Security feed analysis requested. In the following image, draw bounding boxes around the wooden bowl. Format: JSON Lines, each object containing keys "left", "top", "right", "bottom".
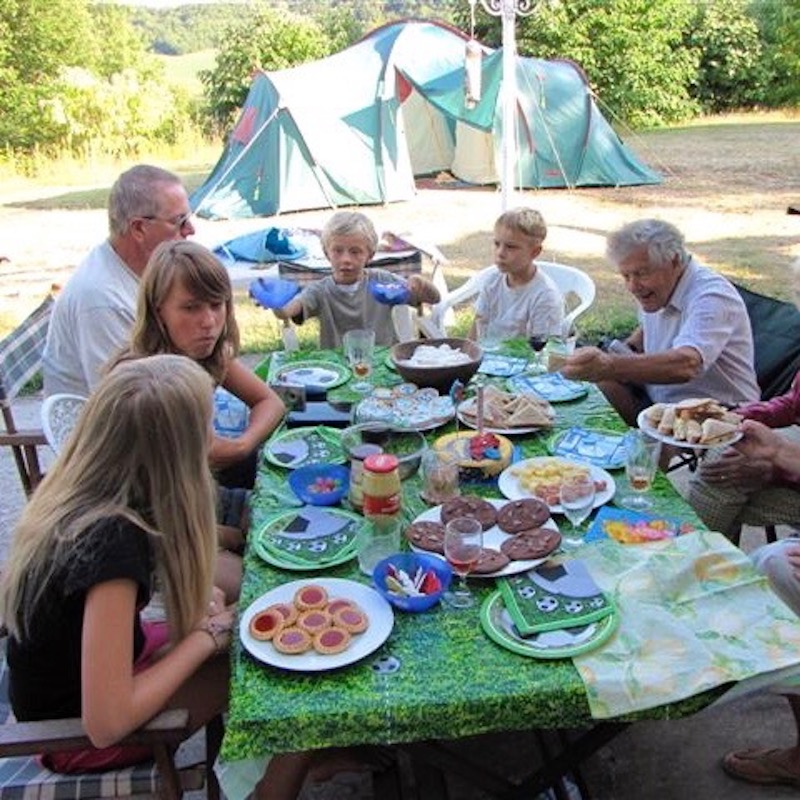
{"left": 390, "top": 338, "right": 483, "bottom": 395}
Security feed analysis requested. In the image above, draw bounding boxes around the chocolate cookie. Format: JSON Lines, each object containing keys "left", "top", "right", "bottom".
{"left": 497, "top": 498, "right": 550, "bottom": 534}
{"left": 405, "top": 520, "right": 446, "bottom": 554}
{"left": 440, "top": 495, "right": 498, "bottom": 531}
{"left": 473, "top": 547, "right": 511, "bottom": 575}
{"left": 500, "top": 528, "right": 561, "bottom": 561}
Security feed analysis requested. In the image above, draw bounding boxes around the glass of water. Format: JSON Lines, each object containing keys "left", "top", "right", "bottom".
{"left": 559, "top": 475, "right": 596, "bottom": 549}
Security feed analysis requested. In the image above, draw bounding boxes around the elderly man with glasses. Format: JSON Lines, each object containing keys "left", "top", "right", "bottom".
{"left": 43, "top": 164, "right": 194, "bottom": 397}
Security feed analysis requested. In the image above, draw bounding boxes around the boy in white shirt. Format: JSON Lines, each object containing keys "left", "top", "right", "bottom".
{"left": 472, "top": 207, "right": 565, "bottom": 343}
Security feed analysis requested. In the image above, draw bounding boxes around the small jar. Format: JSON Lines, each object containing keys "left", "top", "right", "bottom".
{"left": 362, "top": 453, "right": 401, "bottom": 519}
{"left": 348, "top": 443, "right": 384, "bottom": 511}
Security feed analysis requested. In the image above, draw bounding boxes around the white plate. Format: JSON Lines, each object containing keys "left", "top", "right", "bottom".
{"left": 354, "top": 390, "right": 455, "bottom": 431}
{"left": 409, "top": 498, "right": 561, "bottom": 578}
{"left": 456, "top": 398, "right": 553, "bottom": 436}
{"left": 497, "top": 457, "right": 615, "bottom": 513}
{"left": 636, "top": 408, "right": 743, "bottom": 450}
{"left": 239, "top": 578, "right": 394, "bottom": 672}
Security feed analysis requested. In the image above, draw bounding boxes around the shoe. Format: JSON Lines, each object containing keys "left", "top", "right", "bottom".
{"left": 722, "top": 747, "right": 800, "bottom": 787}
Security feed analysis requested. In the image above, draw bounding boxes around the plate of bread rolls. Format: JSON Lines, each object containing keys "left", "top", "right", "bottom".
{"left": 637, "top": 397, "right": 743, "bottom": 448}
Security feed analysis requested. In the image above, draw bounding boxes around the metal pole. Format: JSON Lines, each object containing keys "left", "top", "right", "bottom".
{"left": 474, "top": 0, "right": 537, "bottom": 210}
{"left": 500, "top": 0, "right": 516, "bottom": 211}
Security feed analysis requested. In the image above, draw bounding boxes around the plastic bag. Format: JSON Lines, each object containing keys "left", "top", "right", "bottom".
{"left": 368, "top": 278, "right": 411, "bottom": 306}
{"left": 249, "top": 277, "right": 301, "bottom": 310}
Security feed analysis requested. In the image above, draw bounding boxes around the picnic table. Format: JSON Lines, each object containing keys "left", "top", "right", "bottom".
{"left": 220, "top": 341, "right": 800, "bottom": 799}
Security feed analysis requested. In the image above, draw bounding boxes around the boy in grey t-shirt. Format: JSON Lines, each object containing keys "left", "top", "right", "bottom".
{"left": 275, "top": 211, "right": 439, "bottom": 349}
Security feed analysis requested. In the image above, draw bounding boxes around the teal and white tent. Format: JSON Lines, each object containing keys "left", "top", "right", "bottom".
{"left": 192, "top": 19, "right": 660, "bottom": 219}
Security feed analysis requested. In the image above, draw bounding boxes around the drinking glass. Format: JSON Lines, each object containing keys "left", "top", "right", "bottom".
{"left": 622, "top": 430, "right": 662, "bottom": 510}
{"left": 420, "top": 448, "right": 460, "bottom": 505}
{"left": 476, "top": 318, "right": 501, "bottom": 353}
{"left": 343, "top": 329, "right": 375, "bottom": 393}
{"left": 443, "top": 517, "right": 483, "bottom": 609}
{"left": 546, "top": 334, "right": 577, "bottom": 373}
{"left": 527, "top": 334, "right": 548, "bottom": 374}
{"left": 559, "top": 475, "right": 596, "bottom": 549}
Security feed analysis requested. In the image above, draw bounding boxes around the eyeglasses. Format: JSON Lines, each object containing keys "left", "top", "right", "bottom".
{"left": 140, "top": 212, "right": 193, "bottom": 230}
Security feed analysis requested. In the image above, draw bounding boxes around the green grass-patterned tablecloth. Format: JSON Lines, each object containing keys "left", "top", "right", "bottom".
{"left": 224, "top": 343, "right": 718, "bottom": 762}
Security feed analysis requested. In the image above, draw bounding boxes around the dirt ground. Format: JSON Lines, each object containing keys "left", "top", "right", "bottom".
{"left": 1, "top": 119, "right": 799, "bottom": 329}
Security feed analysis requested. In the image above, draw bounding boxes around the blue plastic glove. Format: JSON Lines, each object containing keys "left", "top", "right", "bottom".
{"left": 368, "top": 277, "right": 411, "bottom": 306}
{"left": 249, "top": 277, "right": 301, "bottom": 310}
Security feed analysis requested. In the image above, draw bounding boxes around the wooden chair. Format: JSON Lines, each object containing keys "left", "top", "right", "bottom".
{"left": 0, "top": 296, "right": 54, "bottom": 496}
{"left": 0, "top": 636, "right": 222, "bottom": 799}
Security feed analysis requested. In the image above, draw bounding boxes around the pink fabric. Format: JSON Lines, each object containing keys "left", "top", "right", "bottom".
{"left": 41, "top": 620, "right": 173, "bottom": 774}
{"left": 737, "top": 372, "right": 800, "bottom": 487}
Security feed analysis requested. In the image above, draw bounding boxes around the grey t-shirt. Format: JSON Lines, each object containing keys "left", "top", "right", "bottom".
{"left": 300, "top": 268, "right": 398, "bottom": 349}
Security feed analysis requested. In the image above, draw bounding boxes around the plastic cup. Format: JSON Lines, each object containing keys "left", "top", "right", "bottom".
{"left": 357, "top": 517, "right": 402, "bottom": 576}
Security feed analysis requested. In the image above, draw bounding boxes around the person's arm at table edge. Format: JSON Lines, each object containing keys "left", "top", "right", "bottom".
{"left": 562, "top": 344, "right": 702, "bottom": 385}
{"left": 209, "top": 360, "right": 286, "bottom": 468}
{"left": 737, "top": 374, "right": 800, "bottom": 427}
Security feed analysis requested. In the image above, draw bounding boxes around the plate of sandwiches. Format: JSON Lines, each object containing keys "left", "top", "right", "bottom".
{"left": 637, "top": 397, "right": 743, "bottom": 449}
{"left": 457, "top": 385, "right": 555, "bottom": 435}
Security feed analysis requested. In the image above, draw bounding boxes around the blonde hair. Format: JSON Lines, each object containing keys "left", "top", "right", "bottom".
{"left": 0, "top": 355, "right": 218, "bottom": 642}
{"left": 321, "top": 211, "right": 378, "bottom": 258}
{"left": 123, "top": 240, "right": 239, "bottom": 383}
{"left": 495, "top": 207, "right": 548, "bottom": 242}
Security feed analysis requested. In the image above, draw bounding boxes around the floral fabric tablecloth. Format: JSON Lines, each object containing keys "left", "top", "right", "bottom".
{"left": 574, "top": 530, "right": 800, "bottom": 718}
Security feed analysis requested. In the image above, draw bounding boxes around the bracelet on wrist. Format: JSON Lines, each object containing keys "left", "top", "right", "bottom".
{"left": 197, "top": 619, "right": 228, "bottom": 654}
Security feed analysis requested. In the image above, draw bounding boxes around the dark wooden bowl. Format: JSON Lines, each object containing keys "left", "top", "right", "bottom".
{"left": 390, "top": 338, "right": 483, "bottom": 394}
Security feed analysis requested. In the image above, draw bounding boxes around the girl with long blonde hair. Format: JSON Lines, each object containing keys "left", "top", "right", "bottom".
{"left": 0, "top": 356, "right": 229, "bottom": 769}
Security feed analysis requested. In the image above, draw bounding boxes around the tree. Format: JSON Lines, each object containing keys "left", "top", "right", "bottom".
{"left": 0, "top": 0, "right": 94, "bottom": 149}
{"left": 201, "top": 6, "right": 331, "bottom": 131}
{"left": 453, "top": 0, "right": 699, "bottom": 127}
{"left": 686, "top": 0, "right": 766, "bottom": 112}
{"left": 0, "top": 0, "right": 188, "bottom": 156}
{"left": 751, "top": 0, "right": 800, "bottom": 106}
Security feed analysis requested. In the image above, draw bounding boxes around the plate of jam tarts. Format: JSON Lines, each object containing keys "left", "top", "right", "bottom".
{"left": 239, "top": 578, "right": 394, "bottom": 671}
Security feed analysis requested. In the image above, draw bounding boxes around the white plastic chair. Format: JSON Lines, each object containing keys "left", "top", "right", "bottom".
{"left": 539, "top": 261, "right": 597, "bottom": 330}
{"left": 424, "top": 261, "right": 596, "bottom": 336}
{"left": 40, "top": 393, "right": 87, "bottom": 455}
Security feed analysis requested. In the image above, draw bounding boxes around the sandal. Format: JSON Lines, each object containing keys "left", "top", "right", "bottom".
{"left": 722, "top": 748, "right": 800, "bottom": 787}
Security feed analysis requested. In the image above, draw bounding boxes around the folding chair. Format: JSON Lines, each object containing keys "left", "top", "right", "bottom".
{"left": 0, "top": 296, "right": 54, "bottom": 497}
{"left": 0, "top": 635, "right": 222, "bottom": 800}
{"left": 666, "top": 284, "right": 800, "bottom": 478}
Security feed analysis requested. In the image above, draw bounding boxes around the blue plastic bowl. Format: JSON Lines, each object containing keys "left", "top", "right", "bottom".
{"left": 373, "top": 552, "right": 452, "bottom": 612}
{"left": 288, "top": 463, "right": 349, "bottom": 506}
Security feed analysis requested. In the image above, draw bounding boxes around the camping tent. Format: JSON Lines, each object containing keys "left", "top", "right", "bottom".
{"left": 192, "top": 19, "right": 660, "bottom": 219}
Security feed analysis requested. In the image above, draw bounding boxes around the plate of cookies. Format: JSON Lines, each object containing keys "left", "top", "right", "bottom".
{"left": 637, "top": 397, "right": 742, "bottom": 449}
{"left": 239, "top": 578, "right": 394, "bottom": 672}
{"left": 405, "top": 495, "right": 562, "bottom": 578}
